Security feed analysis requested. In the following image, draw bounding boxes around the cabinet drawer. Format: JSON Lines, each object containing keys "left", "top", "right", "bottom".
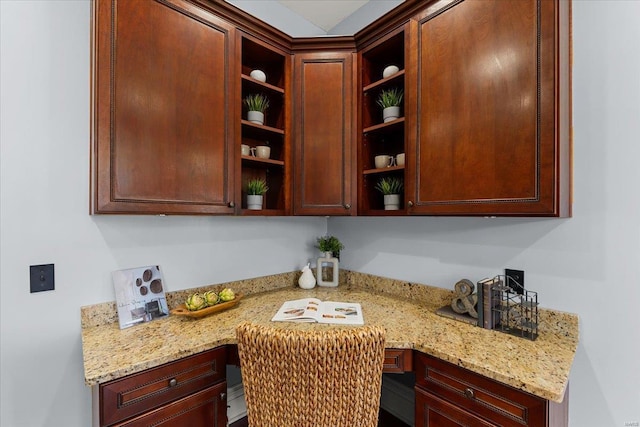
{"left": 414, "top": 352, "right": 547, "bottom": 426}
{"left": 415, "top": 386, "right": 496, "bottom": 427}
{"left": 100, "top": 347, "right": 226, "bottom": 426}
{"left": 383, "top": 349, "right": 412, "bottom": 373}
{"left": 112, "top": 381, "right": 227, "bottom": 427}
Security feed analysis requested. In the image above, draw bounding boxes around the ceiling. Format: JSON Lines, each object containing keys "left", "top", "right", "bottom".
{"left": 276, "top": 0, "right": 370, "bottom": 31}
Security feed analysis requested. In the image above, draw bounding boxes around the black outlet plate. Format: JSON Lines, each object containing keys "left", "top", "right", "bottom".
{"left": 505, "top": 268, "right": 524, "bottom": 294}
{"left": 30, "top": 264, "right": 55, "bottom": 293}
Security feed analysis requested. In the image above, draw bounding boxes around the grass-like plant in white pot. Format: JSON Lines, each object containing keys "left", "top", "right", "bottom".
{"left": 316, "top": 235, "right": 345, "bottom": 260}
{"left": 246, "top": 178, "right": 268, "bottom": 210}
{"left": 243, "top": 93, "right": 270, "bottom": 125}
{"left": 375, "top": 176, "right": 404, "bottom": 210}
{"left": 376, "top": 87, "right": 403, "bottom": 123}
{"left": 315, "top": 235, "right": 344, "bottom": 287}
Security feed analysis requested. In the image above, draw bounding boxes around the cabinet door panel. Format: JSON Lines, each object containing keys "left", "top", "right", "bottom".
{"left": 100, "top": 347, "right": 226, "bottom": 426}
{"left": 113, "top": 382, "right": 227, "bottom": 427}
{"left": 409, "top": 0, "right": 570, "bottom": 216}
{"left": 293, "top": 52, "right": 356, "bottom": 215}
{"left": 415, "top": 387, "right": 496, "bottom": 427}
{"left": 92, "top": 0, "right": 235, "bottom": 214}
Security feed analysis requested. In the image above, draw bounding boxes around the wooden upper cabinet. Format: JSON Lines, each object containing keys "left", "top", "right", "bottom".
{"left": 91, "top": 0, "right": 236, "bottom": 214}
{"left": 292, "top": 50, "right": 357, "bottom": 216}
{"left": 407, "top": 0, "right": 571, "bottom": 216}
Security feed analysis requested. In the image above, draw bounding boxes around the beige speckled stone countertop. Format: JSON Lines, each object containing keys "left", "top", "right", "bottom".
{"left": 81, "top": 271, "right": 578, "bottom": 403}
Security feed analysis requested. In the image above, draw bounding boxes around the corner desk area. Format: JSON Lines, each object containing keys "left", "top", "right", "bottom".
{"left": 81, "top": 271, "right": 578, "bottom": 427}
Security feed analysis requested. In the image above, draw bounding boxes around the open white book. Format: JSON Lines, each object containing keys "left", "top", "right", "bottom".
{"left": 271, "top": 298, "right": 364, "bottom": 325}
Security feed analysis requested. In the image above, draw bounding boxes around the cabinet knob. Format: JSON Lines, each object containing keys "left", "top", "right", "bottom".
{"left": 408, "top": 201, "right": 414, "bottom": 207}
{"left": 220, "top": 392, "right": 227, "bottom": 401}
{"left": 344, "top": 204, "right": 351, "bottom": 209}
{"left": 168, "top": 378, "right": 178, "bottom": 388}
{"left": 228, "top": 201, "right": 235, "bottom": 208}
{"left": 464, "top": 388, "right": 475, "bottom": 399}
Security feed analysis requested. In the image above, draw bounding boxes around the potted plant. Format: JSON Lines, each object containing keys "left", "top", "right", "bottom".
{"left": 376, "top": 87, "right": 403, "bottom": 123}
{"left": 315, "top": 235, "right": 344, "bottom": 287}
{"left": 246, "top": 178, "right": 268, "bottom": 210}
{"left": 316, "top": 235, "right": 344, "bottom": 259}
{"left": 375, "top": 176, "right": 403, "bottom": 210}
{"left": 243, "top": 93, "right": 270, "bottom": 125}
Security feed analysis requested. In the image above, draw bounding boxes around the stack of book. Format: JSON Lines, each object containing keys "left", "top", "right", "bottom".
{"left": 476, "top": 277, "right": 503, "bottom": 329}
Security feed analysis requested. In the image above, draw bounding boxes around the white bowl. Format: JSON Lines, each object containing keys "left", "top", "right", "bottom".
{"left": 250, "top": 69, "right": 267, "bottom": 82}
{"left": 382, "top": 65, "right": 399, "bottom": 79}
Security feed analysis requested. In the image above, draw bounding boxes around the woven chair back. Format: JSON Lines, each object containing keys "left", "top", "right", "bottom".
{"left": 236, "top": 322, "right": 386, "bottom": 427}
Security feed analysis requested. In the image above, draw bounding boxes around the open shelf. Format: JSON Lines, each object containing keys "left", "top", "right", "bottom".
{"left": 363, "top": 69, "right": 405, "bottom": 93}
{"left": 358, "top": 25, "right": 407, "bottom": 215}
{"left": 240, "top": 33, "right": 288, "bottom": 214}
{"left": 241, "top": 156, "right": 285, "bottom": 167}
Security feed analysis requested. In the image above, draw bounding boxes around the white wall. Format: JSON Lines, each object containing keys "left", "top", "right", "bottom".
{"left": 330, "top": 1, "right": 640, "bottom": 426}
{"left": 225, "top": 0, "right": 326, "bottom": 37}
{"left": 2, "top": 1, "right": 639, "bottom": 427}
{"left": 0, "top": 2, "right": 325, "bottom": 426}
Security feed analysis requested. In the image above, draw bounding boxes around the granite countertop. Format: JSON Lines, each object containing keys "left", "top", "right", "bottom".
{"left": 80, "top": 271, "right": 578, "bottom": 403}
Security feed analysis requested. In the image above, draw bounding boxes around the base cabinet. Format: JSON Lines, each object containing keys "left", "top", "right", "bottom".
{"left": 94, "top": 347, "right": 227, "bottom": 427}
{"left": 416, "top": 387, "right": 495, "bottom": 427}
{"left": 112, "top": 383, "right": 227, "bottom": 427}
{"left": 414, "top": 352, "right": 568, "bottom": 427}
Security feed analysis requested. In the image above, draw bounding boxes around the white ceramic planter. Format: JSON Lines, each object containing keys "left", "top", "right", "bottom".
{"left": 383, "top": 65, "right": 400, "bottom": 78}
{"left": 384, "top": 194, "right": 401, "bottom": 210}
{"left": 247, "top": 194, "right": 263, "bottom": 210}
{"left": 250, "top": 69, "right": 266, "bottom": 82}
{"left": 247, "top": 111, "right": 264, "bottom": 125}
{"left": 383, "top": 106, "right": 400, "bottom": 123}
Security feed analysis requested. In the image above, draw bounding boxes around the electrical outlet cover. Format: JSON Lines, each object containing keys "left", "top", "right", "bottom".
{"left": 30, "top": 264, "right": 55, "bottom": 293}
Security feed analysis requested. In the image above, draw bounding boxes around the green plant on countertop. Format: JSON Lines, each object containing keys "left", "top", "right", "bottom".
{"left": 246, "top": 178, "right": 269, "bottom": 195}
{"left": 243, "top": 93, "right": 270, "bottom": 113}
{"left": 375, "top": 176, "right": 404, "bottom": 195}
{"left": 376, "top": 87, "right": 404, "bottom": 109}
{"left": 316, "top": 235, "right": 344, "bottom": 258}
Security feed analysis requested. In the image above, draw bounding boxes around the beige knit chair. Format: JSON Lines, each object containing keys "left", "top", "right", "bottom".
{"left": 235, "top": 322, "right": 386, "bottom": 427}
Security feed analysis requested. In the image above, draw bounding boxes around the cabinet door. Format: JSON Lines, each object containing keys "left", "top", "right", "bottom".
{"left": 415, "top": 387, "right": 496, "bottom": 427}
{"left": 293, "top": 51, "right": 357, "bottom": 216}
{"left": 113, "top": 382, "right": 227, "bottom": 427}
{"left": 407, "top": 0, "right": 571, "bottom": 216}
{"left": 91, "top": 0, "right": 236, "bottom": 214}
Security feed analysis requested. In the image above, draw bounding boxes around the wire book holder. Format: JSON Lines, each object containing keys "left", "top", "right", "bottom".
{"left": 491, "top": 275, "right": 539, "bottom": 341}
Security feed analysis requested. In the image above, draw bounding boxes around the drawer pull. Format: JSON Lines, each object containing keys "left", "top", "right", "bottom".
{"left": 464, "top": 388, "right": 475, "bottom": 399}
{"left": 168, "top": 378, "right": 178, "bottom": 388}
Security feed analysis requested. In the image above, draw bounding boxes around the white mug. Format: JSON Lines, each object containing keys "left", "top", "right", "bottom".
{"left": 241, "top": 144, "right": 250, "bottom": 156}
{"left": 374, "top": 155, "right": 395, "bottom": 169}
{"left": 256, "top": 146, "right": 271, "bottom": 159}
{"left": 396, "top": 153, "right": 405, "bottom": 167}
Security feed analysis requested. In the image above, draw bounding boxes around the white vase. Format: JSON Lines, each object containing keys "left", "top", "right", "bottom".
{"left": 247, "top": 110, "right": 264, "bottom": 125}
{"left": 249, "top": 69, "right": 266, "bottom": 82}
{"left": 316, "top": 251, "right": 339, "bottom": 287}
{"left": 383, "top": 106, "right": 400, "bottom": 123}
{"left": 247, "top": 194, "right": 263, "bottom": 210}
{"left": 383, "top": 65, "right": 399, "bottom": 78}
{"left": 384, "top": 194, "right": 401, "bottom": 210}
